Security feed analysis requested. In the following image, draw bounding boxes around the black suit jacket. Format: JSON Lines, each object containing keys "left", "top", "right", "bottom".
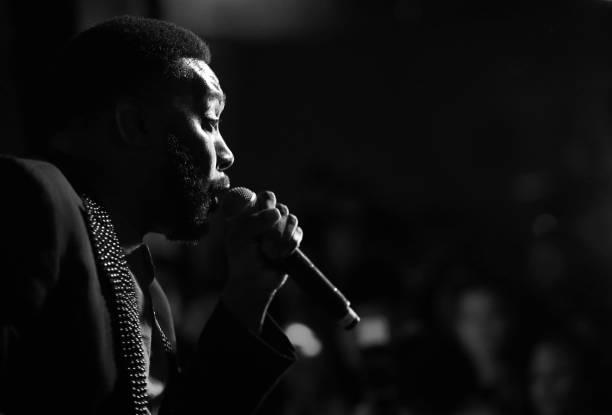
{"left": 0, "top": 156, "right": 295, "bottom": 414}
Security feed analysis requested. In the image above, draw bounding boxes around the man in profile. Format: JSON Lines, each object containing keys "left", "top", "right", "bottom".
{"left": 0, "top": 15, "right": 302, "bottom": 414}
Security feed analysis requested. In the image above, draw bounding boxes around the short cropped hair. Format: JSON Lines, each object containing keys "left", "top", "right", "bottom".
{"left": 49, "top": 15, "right": 210, "bottom": 133}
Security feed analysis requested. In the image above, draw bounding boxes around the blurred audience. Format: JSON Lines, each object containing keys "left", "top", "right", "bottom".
{"left": 438, "top": 271, "right": 525, "bottom": 414}
{"left": 147, "top": 192, "right": 612, "bottom": 415}
{"left": 528, "top": 333, "right": 601, "bottom": 415}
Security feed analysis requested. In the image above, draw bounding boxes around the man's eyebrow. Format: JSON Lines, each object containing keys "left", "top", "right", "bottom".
{"left": 189, "top": 73, "right": 225, "bottom": 104}
{"left": 209, "top": 90, "right": 226, "bottom": 103}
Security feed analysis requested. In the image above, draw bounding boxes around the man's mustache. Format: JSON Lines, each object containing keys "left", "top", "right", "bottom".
{"left": 209, "top": 175, "right": 230, "bottom": 194}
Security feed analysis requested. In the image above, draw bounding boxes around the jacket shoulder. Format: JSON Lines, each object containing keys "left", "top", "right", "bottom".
{"left": 0, "top": 156, "right": 83, "bottom": 211}
{"left": 0, "top": 156, "right": 85, "bottom": 327}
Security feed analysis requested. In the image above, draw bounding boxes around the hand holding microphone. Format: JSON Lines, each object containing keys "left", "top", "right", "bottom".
{"left": 219, "top": 187, "right": 359, "bottom": 331}
{"left": 216, "top": 188, "right": 303, "bottom": 333}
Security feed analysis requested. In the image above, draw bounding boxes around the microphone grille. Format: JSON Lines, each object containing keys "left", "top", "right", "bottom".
{"left": 221, "top": 186, "right": 256, "bottom": 216}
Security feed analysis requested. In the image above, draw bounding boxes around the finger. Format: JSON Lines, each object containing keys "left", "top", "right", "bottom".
{"left": 280, "top": 216, "right": 300, "bottom": 255}
{"left": 263, "top": 203, "right": 289, "bottom": 239}
{"left": 294, "top": 226, "right": 303, "bottom": 245}
{"left": 240, "top": 208, "right": 281, "bottom": 237}
{"left": 285, "top": 226, "right": 303, "bottom": 255}
{"left": 254, "top": 191, "right": 276, "bottom": 211}
{"left": 283, "top": 213, "right": 298, "bottom": 240}
{"left": 277, "top": 203, "right": 289, "bottom": 217}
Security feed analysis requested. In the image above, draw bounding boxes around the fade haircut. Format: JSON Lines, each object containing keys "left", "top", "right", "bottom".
{"left": 49, "top": 15, "right": 210, "bottom": 133}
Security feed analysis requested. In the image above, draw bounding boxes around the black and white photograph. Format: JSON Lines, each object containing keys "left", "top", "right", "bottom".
{"left": 2, "top": 0, "right": 612, "bottom": 414}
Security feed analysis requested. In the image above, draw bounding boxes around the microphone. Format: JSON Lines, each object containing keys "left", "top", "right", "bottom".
{"left": 221, "top": 187, "right": 360, "bottom": 330}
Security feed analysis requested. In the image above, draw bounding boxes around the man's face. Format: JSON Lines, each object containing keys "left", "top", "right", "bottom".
{"left": 147, "top": 58, "right": 233, "bottom": 242}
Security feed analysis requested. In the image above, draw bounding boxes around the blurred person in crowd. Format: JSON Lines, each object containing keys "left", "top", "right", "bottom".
{"left": 398, "top": 269, "right": 525, "bottom": 414}
{"left": 528, "top": 334, "right": 599, "bottom": 415}
{"left": 350, "top": 303, "right": 411, "bottom": 415}
{"left": 446, "top": 275, "right": 524, "bottom": 414}
{"left": 0, "top": 16, "right": 303, "bottom": 414}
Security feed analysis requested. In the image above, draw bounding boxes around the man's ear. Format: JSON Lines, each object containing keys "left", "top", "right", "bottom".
{"left": 114, "top": 99, "right": 151, "bottom": 148}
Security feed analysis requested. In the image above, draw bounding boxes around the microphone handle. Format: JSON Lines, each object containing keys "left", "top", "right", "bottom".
{"left": 277, "top": 249, "right": 360, "bottom": 330}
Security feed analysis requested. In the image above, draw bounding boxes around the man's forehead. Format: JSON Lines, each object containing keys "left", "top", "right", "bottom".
{"left": 181, "top": 57, "right": 224, "bottom": 102}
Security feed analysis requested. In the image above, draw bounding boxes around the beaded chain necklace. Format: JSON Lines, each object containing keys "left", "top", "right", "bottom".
{"left": 82, "top": 196, "right": 176, "bottom": 414}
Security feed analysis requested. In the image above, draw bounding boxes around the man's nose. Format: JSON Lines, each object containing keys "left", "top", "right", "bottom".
{"left": 215, "top": 135, "right": 234, "bottom": 171}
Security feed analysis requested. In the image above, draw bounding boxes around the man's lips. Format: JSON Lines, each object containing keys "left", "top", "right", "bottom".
{"left": 208, "top": 177, "right": 231, "bottom": 213}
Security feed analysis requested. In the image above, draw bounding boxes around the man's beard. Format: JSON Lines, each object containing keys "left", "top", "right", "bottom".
{"left": 163, "top": 134, "right": 229, "bottom": 242}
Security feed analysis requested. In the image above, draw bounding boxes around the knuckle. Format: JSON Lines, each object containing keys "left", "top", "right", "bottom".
{"left": 270, "top": 207, "right": 282, "bottom": 222}
{"left": 291, "top": 226, "right": 301, "bottom": 241}
{"left": 256, "top": 191, "right": 277, "bottom": 210}
{"left": 260, "top": 190, "right": 276, "bottom": 202}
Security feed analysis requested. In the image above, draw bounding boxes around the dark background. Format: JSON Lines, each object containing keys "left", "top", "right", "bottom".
{"left": 4, "top": 0, "right": 612, "bottom": 414}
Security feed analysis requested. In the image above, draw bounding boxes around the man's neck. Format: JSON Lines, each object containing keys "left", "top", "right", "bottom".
{"left": 94, "top": 191, "right": 148, "bottom": 254}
